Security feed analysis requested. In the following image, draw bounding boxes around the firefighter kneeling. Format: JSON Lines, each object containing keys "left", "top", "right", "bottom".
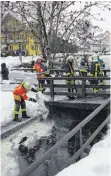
{"left": 90, "top": 57, "right": 100, "bottom": 93}
{"left": 65, "top": 55, "right": 77, "bottom": 100}
{"left": 13, "top": 81, "right": 38, "bottom": 122}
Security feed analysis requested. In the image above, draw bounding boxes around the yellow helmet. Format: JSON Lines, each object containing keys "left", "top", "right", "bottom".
{"left": 22, "top": 81, "right": 32, "bottom": 90}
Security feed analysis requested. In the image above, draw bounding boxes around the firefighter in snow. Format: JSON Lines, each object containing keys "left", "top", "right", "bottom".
{"left": 90, "top": 56, "right": 100, "bottom": 93}
{"left": 13, "top": 81, "right": 38, "bottom": 122}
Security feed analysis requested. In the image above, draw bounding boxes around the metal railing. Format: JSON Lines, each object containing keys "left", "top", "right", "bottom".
{"left": 18, "top": 98, "right": 110, "bottom": 176}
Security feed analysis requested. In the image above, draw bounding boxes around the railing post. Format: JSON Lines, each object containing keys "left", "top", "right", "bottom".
{"left": 104, "top": 70, "right": 106, "bottom": 76}
{"left": 82, "top": 79, "right": 86, "bottom": 98}
{"left": 50, "top": 79, "right": 54, "bottom": 101}
{"left": 79, "top": 128, "right": 83, "bottom": 159}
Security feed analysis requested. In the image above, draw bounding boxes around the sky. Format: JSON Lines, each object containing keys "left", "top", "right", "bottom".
{"left": 91, "top": 4, "right": 111, "bottom": 33}
{"left": 66, "top": 1, "right": 111, "bottom": 34}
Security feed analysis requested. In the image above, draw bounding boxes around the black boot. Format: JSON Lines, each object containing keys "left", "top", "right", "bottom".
{"left": 22, "top": 111, "right": 30, "bottom": 118}
{"left": 13, "top": 114, "right": 21, "bottom": 122}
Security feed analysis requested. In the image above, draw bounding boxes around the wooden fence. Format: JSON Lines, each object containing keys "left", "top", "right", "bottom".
{"left": 38, "top": 73, "right": 110, "bottom": 100}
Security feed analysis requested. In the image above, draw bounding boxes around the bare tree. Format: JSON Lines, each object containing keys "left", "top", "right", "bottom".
{"left": 1, "top": 1, "right": 111, "bottom": 61}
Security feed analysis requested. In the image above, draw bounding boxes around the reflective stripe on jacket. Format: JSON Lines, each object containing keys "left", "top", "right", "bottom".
{"left": 98, "top": 58, "right": 105, "bottom": 70}
{"left": 13, "top": 84, "right": 29, "bottom": 101}
{"left": 79, "top": 60, "right": 89, "bottom": 72}
{"left": 90, "top": 61, "right": 100, "bottom": 77}
{"left": 34, "top": 63, "right": 45, "bottom": 78}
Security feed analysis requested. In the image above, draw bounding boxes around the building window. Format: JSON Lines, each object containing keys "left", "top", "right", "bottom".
{"left": 10, "top": 45, "right": 13, "bottom": 50}
{"left": 31, "top": 44, "right": 38, "bottom": 50}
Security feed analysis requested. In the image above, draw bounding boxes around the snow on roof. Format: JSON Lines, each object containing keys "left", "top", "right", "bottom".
{"left": 2, "top": 11, "right": 22, "bottom": 23}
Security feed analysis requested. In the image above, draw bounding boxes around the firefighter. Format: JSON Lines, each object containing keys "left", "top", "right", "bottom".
{"left": 97, "top": 56, "right": 105, "bottom": 85}
{"left": 34, "top": 56, "right": 45, "bottom": 93}
{"left": 90, "top": 56, "right": 100, "bottom": 93}
{"left": 45, "top": 46, "right": 53, "bottom": 74}
{"left": 1, "top": 63, "right": 9, "bottom": 80}
{"left": 43, "top": 59, "right": 50, "bottom": 84}
{"left": 79, "top": 55, "right": 89, "bottom": 76}
{"left": 65, "top": 55, "right": 77, "bottom": 100}
{"left": 13, "top": 81, "right": 38, "bottom": 122}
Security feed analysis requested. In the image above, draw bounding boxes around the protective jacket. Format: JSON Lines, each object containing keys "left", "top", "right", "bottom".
{"left": 34, "top": 62, "right": 45, "bottom": 78}
{"left": 65, "top": 62, "right": 74, "bottom": 76}
{"left": 79, "top": 58, "right": 89, "bottom": 73}
{"left": 44, "top": 60, "right": 50, "bottom": 75}
{"left": 1, "top": 63, "right": 9, "bottom": 80}
{"left": 65, "top": 62, "right": 75, "bottom": 84}
{"left": 13, "top": 84, "right": 29, "bottom": 101}
{"left": 90, "top": 61, "right": 100, "bottom": 77}
{"left": 98, "top": 58, "right": 105, "bottom": 70}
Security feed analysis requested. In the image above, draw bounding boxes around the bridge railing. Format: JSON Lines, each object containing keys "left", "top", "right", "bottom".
{"left": 18, "top": 98, "right": 110, "bottom": 176}
{"left": 11, "top": 67, "right": 110, "bottom": 76}
{"left": 38, "top": 75, "right": 110, "bottom": 100}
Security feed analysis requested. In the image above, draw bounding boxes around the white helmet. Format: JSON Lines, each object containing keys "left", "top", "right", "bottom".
{"left": 92, "top": 55, "right": 98, "bottom": 62}
{"left": 22, "top": 81, "right": 32, "bottom": 90}
{"left": 88, "top": 56, "right": 92, "bottom": 63}
{"left": 36, "top": 55, "right": 43, "bottom": 61}
{"left": 67, "top": 55, "right": 74, "bottom": 62}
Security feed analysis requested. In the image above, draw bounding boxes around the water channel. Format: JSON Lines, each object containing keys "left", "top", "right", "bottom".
{"left": 18, "top": 105, "right": 109, "bottom": 176}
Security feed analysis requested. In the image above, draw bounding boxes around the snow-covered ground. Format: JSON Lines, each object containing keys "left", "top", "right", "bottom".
{"left": 0, "top": 90, "right": 50, "bottom": 127}
{"left": 56, "top": 125, "right": 110, "bottom": 176}
{"left": 0, "top": 55, "right": 110, "bottom": 176}
{"left": 0, "top": 55, "right": 38, "bottom": 70}
{"left": 0, "top": 89, "right": 67, "bottom": 127}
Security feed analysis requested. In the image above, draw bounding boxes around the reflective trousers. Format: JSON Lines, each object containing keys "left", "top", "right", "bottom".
{"left": 89, "top": 74, "right": 99, "bottom": 93}
{"left": 45, "top": 73, "right": 50, "bottom": 84}
{"left": 99, "top": 70, "right": 104, "bottom": 85}
{"left": 66, "top": 79, "right": 77, "bottom": 98}
{"left": 13, "top": 98, "right": 26, "bottom": 119}
{"left": 38, "top": 80, "right": 45, "bottom": 93}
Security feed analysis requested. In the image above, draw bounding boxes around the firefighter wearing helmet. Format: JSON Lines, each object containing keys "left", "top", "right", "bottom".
{"left": 89, "top": 56, "right": 100, "bottom": 93}
{"left": 13, "top": 81, "right": 38, "bottom": 122}
{"left": 34, "top": 56, "right": 46, "bottom": 93}
{"left": 65, "top": 55, "right": 77, "bottom": 100}
{"left": 97, "top": 55, "right": 105, "bottom": 85}
{"left": 79, "top": 55, "right": 89, "bottom": 76}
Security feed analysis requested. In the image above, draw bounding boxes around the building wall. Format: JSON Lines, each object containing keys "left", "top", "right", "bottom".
{"left": 1, "top": 13, "right": 41, "bottom": 56}
{"left": 8, "top": 44, "right": 19, "bottom": 51}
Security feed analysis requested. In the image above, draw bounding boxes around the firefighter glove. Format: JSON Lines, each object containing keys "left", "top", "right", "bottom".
{"left": 29, "top": 98, "right": 37, "bottom": 103}
{"left": 31, "top": 88, "right": 38, "bottom": 92}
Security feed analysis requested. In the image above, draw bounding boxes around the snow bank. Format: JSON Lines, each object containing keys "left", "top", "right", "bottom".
{"left": 56, "top": 126, "right": 110, "bottom": 176}
{"left": 0, "top": 56, "right": 21, "bottom": 70}
{"left": 0, "top": 91, "right": 49, "bottom": 127}
{"left": 0, "top": 55, "right": 42, "bottom": 70}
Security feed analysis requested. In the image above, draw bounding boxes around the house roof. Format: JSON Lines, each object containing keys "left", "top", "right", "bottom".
{"left": 1, "top": 12, "right": 23, "bottom": 24}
